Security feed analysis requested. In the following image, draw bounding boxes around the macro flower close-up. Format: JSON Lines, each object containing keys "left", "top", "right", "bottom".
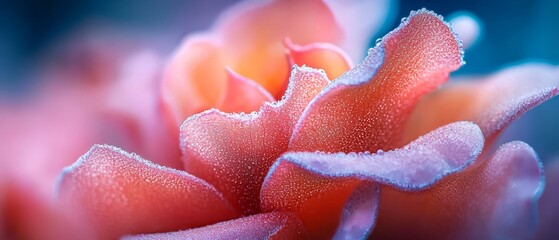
{"left": 1, "top": 0, "right": 559, "bottom": 239}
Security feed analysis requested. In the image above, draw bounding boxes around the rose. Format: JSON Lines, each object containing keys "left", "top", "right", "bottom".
{"left": 2, "top": 0, "right": 547, "bottom": 239}
{"left": 55, "top": 4, "right": 559, "bottom": 240}
{"left": 0, "top": 0, "right": 389, "bottom": 238}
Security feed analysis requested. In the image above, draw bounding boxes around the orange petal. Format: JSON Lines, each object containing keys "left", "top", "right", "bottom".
{"left": 403, "top": 63, "right": 559, "bottom": 145}
{"left": 124, "top": 212, "right": 309, "bottom": 240}
{"left": 56, "top": 145, "right": 239, "bottom": 239}
{"left": 180, "top": 66, "right": 329, "bottom": 215}
{"left": 216, "top": 0, "right": 342, "bottom": 98}
{"left": 374, "top": 141, "right": 544, "bottom": 239}
{"left": 162, "top": 35, "right": 227, "bottom": 124}
{"left": 217, "top": 67, "right": 274, "bottom": 113}
{"left": 289, "top": 9, "right": 463, "bottom": 153}
{"left": 285, "top": 39, "right": 352, "bottom": 80}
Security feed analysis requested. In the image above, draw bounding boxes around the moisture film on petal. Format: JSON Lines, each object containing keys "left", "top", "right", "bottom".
{"left": 289, "top": 9, "right": 464, "bottom": 153}
{"left": 404, "top": 63, "right": 559, "bottom": 145}
{"left": 124, "top": 212, "right": 309, "bottom": 240}
{"left": 56, "top": 145, "right": 238, "bottom": 239}
{"left": 180, "top": 66, "right": 329, "bottom": 215}
{"left": 374, "top": 141, "right": 544, "bottom": 239}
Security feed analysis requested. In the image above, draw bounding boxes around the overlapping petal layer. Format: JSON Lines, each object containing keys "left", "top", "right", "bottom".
{"left": 162, "top": 0, "right": 342, "bottom": 123}
{"left": 124, "top": 212, "right": 309, "bottom": 240}
{"left": 261, "top": 122, "right": 483, "bottom": 239}
{"left": 285, "top": 39, "right": 353, "bottom": 80}
{"left": 218, "top": 68, "right": 274, "bottom": 113}
{"left": 180, "top": 66, "right": 329, "bottom": 214}
{"left": 56, "top": 145, "right": 238, "bottom": 239}
{"left": 289, "top": 10, "right": 464, "bottom": 153}
{"left": 404, "top": 63, "right": 559, "bottom": 145}
{"left": 373, "top": 141, "right": 543, "bottom": 239}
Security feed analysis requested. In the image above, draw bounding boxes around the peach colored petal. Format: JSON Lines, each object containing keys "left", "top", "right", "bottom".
{"left": 162, "top": 35, "right": 227, "bottom": 124}
{"left": 217, "top": 67, "right": 274, "bottom": 113}
{"left": 289, "top": 9, "right": 463, "bottom": 153}
{"left": 56, "top": 145, "right": 239, "bottom": 239}
{"left": 216, "top": 0, "right": 342, "bottom": 98}
{"left": 374, "top": 141, "right": 543, "bottom": 239}
{"left": 403, "top": 64, "right": 559, "bottom": 146}
{"left": 124, "top": 212, "right": 309, "bottom": 240}
{"left": 180, "top": 66, "right": 329, "bottom": 215}
{"left": 285, "top": 38, "right": 353, "bottom": 80}
{"left": 261, "top": 122, "right": 482, "bottom": 238}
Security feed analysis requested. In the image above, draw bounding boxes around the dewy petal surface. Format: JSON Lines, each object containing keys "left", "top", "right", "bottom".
{"left": 374, "top": 141, "right": 544, "bottom": 239}
{"left": 261, "top": 122, "right": 482, "bottom": 239}
{"left": 56, "top": 145, "right": 238, "bottom": 239}
{"left": 289, "top": 9, "right": 463, "bottom": 153}
{"left": 285, "top": 39, "right": 353, "bottom": 80}
{"left": 180, "top": 66, "right": 329, "bottom": 215}
{"left": 124, "top": 212, "right": 309, "bottom": 240}
{"left": 403, "top": 63, "right": 559, "bottom": 145}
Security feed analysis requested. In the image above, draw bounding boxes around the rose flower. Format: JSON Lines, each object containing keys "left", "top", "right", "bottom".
{"left": 3, "top": 0, "right": 559, "bottom": 239}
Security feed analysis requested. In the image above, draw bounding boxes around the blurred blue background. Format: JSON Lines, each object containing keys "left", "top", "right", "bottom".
{"left": 0, "top": 0, "right": 558, "bottom": 160}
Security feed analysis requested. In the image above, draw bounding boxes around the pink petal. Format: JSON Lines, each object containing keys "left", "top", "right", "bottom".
{"left": 289, "top": 9, "right": 463, "bottom": 153}
{"left": 374, "top": 141, "right": 544, "bottom": 239}
{"left": 124, "top": 212, "right": 309, "bottom": 240}
{"left": 285, "top": 38, "right": 353, "bottom": 80}
{"left": 332, "top": 182, "right": 379, "bottom": 239}
{"left": 56, "top": 145, "right": 239, "bottom": 239}
{"left": 181, "top": 66, "right": 329, "bottom": 215}
{"left": 537, "top": 160, "right": 559, "bottom": 239}
{"left": 269, "top": 121, "right": 483, "bottom": 189}
{"left": 261, "top": 122, "right": 482, "bottom": 238}
{"left": 403, "top": 63, "right": 559, "bottom": 145}
{"left": 217, "top": 67, "right": 274, "bottom": 113}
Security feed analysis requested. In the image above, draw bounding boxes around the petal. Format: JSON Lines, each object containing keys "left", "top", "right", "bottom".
{"left": 261, "top": 167, "right": 372, "bottom": 239}
{"left": 124, "top": 212, "right": 309, "bottom": 240}
{"left": 180, "top": 66, "right": 329, "bottom": 215}
{"left": 289, "top": 9, "right": 463, "bottom": 153}
{"left": 162, "top": 35, "right": 227, "bottom": 124}
{"left": 56, "top": 145, "right": 239, "bottom": 239}
{"left": 332, "top": 182, "right": 379, "bottom": 240}
{"left": 216, "top": 0, "right": 342, "bottom": 98}
{"left": 269, "top": 121, "right": 483, "bottom": 190}
{"left": 261, "top": 122, "right": 482, "bottom": 239}
{"left": 403, "top": 63, "right": 559, "bottom": 145}
{"left": 285, "top": 38, "right": 353, "bottom": 80}
{"left": 536, "top": 160, "right": 559, "bottom": 239}
{"left": 217, "top": 67, "right": 274, "bottom": 113}
{"left": 373, "top": 141, "right": 544, "bottom": 239}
